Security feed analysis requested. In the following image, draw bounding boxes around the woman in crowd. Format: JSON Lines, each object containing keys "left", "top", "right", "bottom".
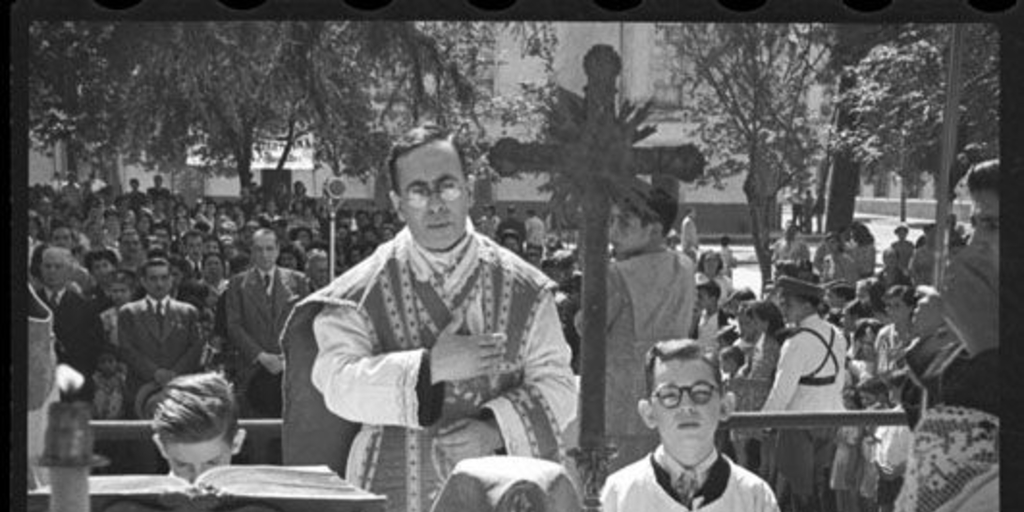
{"left": 698, "top": 249, "right": 735, "bottom": 307}
{"left": 848, "top": 221, "right": 877, "bottom": 279}
{"left": 875, "top": 285, "right": 916, "bottom": 379}
{"left": 823, "top": 231, "right": 860, "bottom": 284}
{"left": 876, "top": 248, "right": 913, "bottom": 290}
{"left": 735, "top": 299, "right": 785, "bottom": 479}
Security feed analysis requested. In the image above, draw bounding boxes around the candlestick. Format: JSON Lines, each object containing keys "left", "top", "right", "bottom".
{"left": 38, "top": 402, "right": 108, "bottom": 512}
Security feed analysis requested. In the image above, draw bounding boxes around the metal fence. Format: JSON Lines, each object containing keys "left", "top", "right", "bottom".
{"left": 91, "top": 410, "right": 909, "bottom": 442}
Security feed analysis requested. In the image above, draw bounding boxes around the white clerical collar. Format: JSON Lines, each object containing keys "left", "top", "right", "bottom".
{"left": 655, "top": 445, "right": 719, "bottom": 485}
{"left": 403, "top": 220, "right": 480, "bottom": 301}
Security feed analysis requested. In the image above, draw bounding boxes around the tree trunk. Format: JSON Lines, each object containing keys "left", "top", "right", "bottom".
{"left": 237, "top": 127, "right": 256, "bottom": 191}
{"left": 236, "top": 148, "right": 254, "bottom": 191}
{"left": 747, "top": 193, "right": 776, "bottom": 292}
{"left": 273, "top": 120, "right": 297, "bottom": 173}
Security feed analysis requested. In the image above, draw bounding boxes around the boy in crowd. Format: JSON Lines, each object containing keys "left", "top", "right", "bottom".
{"left": 151, "top": 372, "right": 247, "bottom": 484}
{"left": 693, "top": 276, "right": 729, "bottom": 352}
{"left": 602, "top": 339, "right": 779, "bottom": 511}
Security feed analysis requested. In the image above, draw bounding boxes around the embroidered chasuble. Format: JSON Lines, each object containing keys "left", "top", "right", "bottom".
{"left": 281, "top": 226, "right": 576, "bottom": 512}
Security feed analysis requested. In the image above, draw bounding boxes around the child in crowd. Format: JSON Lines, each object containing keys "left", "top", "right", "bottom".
{"left": 694, "top": 276, "right": 728, "bottom": 352}
{"left": 832, "top": 396, "right": 865, "bottom": 512}
{"left": 870, "top": 374, "right": 911, "bottom": 512}
{"left": 602, "top": 339, "right": 779, "bottom": 512}
{"left": 719, "top": 236, "right": 735, "bottom": 279}
{"left": 855, "top": 376, "right": 891, "bottom": 512}
{"left": 719, "top": 345, "right": 745, "bottom": 384}
{"left": 848, "top": 318, "right": 883, "bottom": 384}
{"left": 92, "top": 351, "right": 128, "bottom": 420}
{"left": 151, "top": 372, "right": 247, "bottom": 483}
{"left": 98, "top": 270, "right": 137, "bottom": 347}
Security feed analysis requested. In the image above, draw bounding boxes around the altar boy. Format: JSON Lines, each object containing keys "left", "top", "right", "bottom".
{"left": 602, "top": 339, "right": 779, "bottom": 511}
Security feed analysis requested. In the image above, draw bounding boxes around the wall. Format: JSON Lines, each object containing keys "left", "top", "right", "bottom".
{"left": 854, "top": 197, "right": 972, "bottom": 223}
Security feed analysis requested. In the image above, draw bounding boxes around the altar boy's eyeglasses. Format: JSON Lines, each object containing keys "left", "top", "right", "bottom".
{"left": 651, "top": 381, "right": 718, "bottom": 408}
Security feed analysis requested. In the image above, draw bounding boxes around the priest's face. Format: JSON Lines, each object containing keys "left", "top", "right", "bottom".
{"left": 390, "top": 140, "right": 472, "bottom": 251}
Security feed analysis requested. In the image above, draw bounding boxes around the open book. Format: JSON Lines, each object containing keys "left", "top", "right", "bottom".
{"left": 28, "top": 465, "right": 386, "bottom": 512}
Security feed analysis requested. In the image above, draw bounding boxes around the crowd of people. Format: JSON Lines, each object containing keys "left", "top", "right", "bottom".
{"left": 25, "top": 124, "right": 999, "bottom": 512}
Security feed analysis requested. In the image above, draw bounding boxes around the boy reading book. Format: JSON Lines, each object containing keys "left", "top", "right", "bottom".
{"left": 601, "top": 339, "right": 779, "bottom": 511}
{"left": 151, "top": 372, "right": 246, "bottom": 483}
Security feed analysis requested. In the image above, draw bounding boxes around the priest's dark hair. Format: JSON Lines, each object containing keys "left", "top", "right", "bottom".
{"left": 385, "top": 124, "right": 470, "bottom": 194}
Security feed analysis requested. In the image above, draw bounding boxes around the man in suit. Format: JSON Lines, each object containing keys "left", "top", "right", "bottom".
{"left": 118, "top": 256, "right": 205, "bottom": 418}
{"left": 224, "top": 228, "right": 311, "bottom": 418}
{"left": 32, "top": 244, "right": 107, "bottom": 402}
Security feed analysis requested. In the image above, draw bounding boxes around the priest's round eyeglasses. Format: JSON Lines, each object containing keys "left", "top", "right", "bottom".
{"left": 404, "top": 181, "right": 463, "bottom": 210}
{"left": 651, "top": 381, "right": 718, "bottom": 408}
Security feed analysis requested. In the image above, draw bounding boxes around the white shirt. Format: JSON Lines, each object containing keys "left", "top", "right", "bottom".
{"left": 146, "top": 296, "right": 171, "bottom": 315}
{"left": 524, "top": 215, "right": 546, "bottom": 246}
{"left": 258, "top": 269, "right": 276, "bottom": 295}
{"left": 761, "top": 313, "right": 848, "bottom": 413}
{"left": 602, "top": 449, "right": 779, "bottom": 512}
{"left": 309, "top": 225, "right": 576, "bottom": 443}
{"left": 681, "top": 217, "right": 699, "bottom": 254}
{"left": 43, "top": 287, "right": 67, "bottom": 308}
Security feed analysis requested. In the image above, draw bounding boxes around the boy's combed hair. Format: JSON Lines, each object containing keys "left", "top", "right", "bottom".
{"left": 644, "top": 339, "right": 722, "bottom": 396}
{"left": 152, "top": 372, "right": 238, "bottom": 444}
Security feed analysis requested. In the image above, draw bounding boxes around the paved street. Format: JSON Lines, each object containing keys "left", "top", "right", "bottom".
{"left": 709, "top": 213, "right": 938, "bottom": 296}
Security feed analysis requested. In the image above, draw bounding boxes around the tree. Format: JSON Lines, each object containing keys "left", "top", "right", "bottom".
{"left": 28, "top": 22, "right": 124, "bottom": 185}
{"left": 29, "top": 22, "right": 558, "bottom": 193}
{"left": 827, "top": 24, "right": 998, "bottom": 229}
{"left": 660, "top": 23, "right": 830, "bottom": 288}
{"left": 836, "top": 25, "right": 999, "bottom": 197}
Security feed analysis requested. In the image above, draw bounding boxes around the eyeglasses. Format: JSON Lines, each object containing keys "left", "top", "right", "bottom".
{"left": 404, "top": 180, "right": 463, "bottom": 210}
{"left": 651, "top": 381, "right": 718, "bottom": 408}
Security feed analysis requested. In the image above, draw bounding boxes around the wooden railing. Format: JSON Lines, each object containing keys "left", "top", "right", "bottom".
{"left": 92, "top": 410, "right": 909, "bottom": 442}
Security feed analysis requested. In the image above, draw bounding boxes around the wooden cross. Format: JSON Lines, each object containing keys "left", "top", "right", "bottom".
{"left": 488, "top": 44, "right": 704, "bottom": 511}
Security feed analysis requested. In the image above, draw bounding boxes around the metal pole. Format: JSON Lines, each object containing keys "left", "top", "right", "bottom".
{"left": 933, "top": 24, "right": 965, "bottom": 286}
{"left": 329, "top": 207, "right": 337, "bottom": 279}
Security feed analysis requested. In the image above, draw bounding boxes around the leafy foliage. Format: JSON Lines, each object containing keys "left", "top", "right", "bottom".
{"left": 28, "top": 21, "right": 558, "bottom": 190}
{"left": 658, "top": 23, "right": 831, "bottom": 286}
{"left": 835, "top": 24, "right": 999, "bottom": 188}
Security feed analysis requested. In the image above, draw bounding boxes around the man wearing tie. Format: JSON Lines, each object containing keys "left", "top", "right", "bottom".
{"left": 31, "top": 244, "right": 107, "bottom": 402}
{"left": 117, "top": 256, "right": 205, "bottom": 419}
{"left": 224, "top": 228, "right": 311, "bottom": 417}
{"left": 181, "top": 230, "right": 206, "bottom": 280}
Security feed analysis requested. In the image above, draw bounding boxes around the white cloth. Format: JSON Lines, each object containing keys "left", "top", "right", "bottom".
{"left": 310, "top": 225, "right": 576, "bottom": 436}
{"left": 761, "top": 314, "right": 848, "bottom": 412}
{"left": 602, "top": 450, "right": 779, "bottom": 512}
{"left": 524, "top": 215, "right": 546, "bottom": 246}
{"left": 681, "top": 217, "right": 699, "bottom": 255}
